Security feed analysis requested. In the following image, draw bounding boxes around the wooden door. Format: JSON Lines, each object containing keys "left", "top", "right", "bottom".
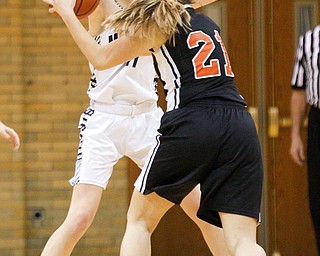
{"left": 264, "top": 0, "right": 318, "bottom": 255}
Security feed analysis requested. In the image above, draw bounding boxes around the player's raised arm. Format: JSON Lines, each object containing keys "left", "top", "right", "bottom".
{"left": 42, "top": 0, "right": 163, "bottom": 70}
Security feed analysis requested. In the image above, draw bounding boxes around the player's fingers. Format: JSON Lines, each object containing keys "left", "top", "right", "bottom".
{"left": 48, "top": 7, "right": 56, "bottom": 14}
{"left": 43, "top": 0, "right": 57, "bottom": 14}
{"left": 0, "top": 131, "right": 11, "bottom": 140}
{"left": 11, "top": 134, "right": 20, "bottom": 151}
{"left": 42, "top": 0, "right": 52, "bottom": 5}
{"left": 7, "top": 129, "right": 20, "bottom": 151}
{"left": 13, "top": 141, "right": 20, "bottom": 151}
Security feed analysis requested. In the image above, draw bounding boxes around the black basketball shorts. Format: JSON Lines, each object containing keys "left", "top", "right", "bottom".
{"left": 135, "top": 101, "right": 264, "bottom": 227}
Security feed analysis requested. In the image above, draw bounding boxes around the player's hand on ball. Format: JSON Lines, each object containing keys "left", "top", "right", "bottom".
{"left": 43, "top": 0, "right": 76, "bottom": 18}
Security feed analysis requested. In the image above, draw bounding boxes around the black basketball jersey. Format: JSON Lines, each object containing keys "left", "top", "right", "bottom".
{"left": 151, "top": 6, "right": 247, "bottom": 111}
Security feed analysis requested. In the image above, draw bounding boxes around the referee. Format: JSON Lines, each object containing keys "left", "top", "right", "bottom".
{"left": 290, "top": 25, "right": 320, "bottom": 254}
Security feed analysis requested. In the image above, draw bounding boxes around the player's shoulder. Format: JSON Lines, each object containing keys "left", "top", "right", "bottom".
{"left": 189, "top": 8, "right": 220, "bottom": 32}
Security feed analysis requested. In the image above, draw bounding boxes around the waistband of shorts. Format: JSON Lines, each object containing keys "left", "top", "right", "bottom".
{"left": 90, "top": 100, "right": 158, "bottom": 116}
{"left": 183, "top": 98, "right": 246, "bottom": 109}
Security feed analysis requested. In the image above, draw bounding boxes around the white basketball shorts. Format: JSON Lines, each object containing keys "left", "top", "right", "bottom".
{"left": 69, "top": 101, "right": 163, "bottom": 189}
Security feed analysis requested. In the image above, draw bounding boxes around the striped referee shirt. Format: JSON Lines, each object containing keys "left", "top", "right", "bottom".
{"left": 291, "top": 25, "right": 320, "bottom": 108}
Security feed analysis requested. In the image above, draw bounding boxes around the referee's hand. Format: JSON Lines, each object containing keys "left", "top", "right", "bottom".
{"left": 0, "top": 121, "right": 20, "bottom": 151}
{"left": 289, "top": 136, "right": 305, "bottom": 166}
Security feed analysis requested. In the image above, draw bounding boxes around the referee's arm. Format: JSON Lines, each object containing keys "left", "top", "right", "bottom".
{"left": 290, "top": 89, "right": 307, "bottom": 166}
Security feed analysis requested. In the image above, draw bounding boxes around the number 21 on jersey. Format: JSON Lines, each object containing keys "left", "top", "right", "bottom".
{"left": 187, "top": 30, "right": 234, "bottom": 79}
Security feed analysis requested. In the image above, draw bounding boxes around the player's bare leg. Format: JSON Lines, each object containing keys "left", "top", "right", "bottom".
{"left": 120, "top": 189, "right": 174, "bottom": 256}
{"left": 180, "top": 185, "right": 231, "bottom": 256}
{"left": 41, "top": 184, "right": 103, "bottom": 256}
{"left": 219, "top": 212, "right": 266, "bottom": 256}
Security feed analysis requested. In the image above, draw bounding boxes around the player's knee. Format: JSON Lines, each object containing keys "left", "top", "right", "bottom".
{"left": 226, "top": 235, "right": 261, "bottom": 255}
{"left": 65, "top": 210, "right": 94, "bottom": 236}
{"left": 233, "top": 239, "right": 266, "bottom": 256}
{"left": 126, "top": 210, "right": 159, "bottom": 234}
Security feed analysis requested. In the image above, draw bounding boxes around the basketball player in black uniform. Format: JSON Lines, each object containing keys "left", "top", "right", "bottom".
{"left": 42, "top": 0, "right": 266, "bottom": 254}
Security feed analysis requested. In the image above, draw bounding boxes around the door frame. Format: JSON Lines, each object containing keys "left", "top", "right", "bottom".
{"left": 254, "top": 0, "right": 269, "bottom": 252}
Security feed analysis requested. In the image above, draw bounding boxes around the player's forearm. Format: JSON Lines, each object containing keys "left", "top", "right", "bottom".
{"left": 62, "top": 12, "right": 105, "bottom": 67}
{"left": 59, "top": 2, "right": 163, "bottom": 70}
{"left": 63, "top": 12, "right": 153, "bottom": 70}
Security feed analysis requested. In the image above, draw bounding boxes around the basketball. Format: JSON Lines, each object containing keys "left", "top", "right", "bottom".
{"left": 74, "top": 0, "right": 100, "bottom": 19}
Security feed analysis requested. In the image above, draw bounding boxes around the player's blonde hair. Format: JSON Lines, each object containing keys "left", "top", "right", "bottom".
{"left": 103, "top": 0, "right": 192, "bottom": 43}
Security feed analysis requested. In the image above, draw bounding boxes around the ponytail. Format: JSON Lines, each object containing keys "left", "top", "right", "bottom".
{"left": 103, "top": 0, "right": 191, "bottom": 43}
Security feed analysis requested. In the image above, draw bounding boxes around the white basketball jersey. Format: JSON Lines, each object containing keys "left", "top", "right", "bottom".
{"left": 87, "top": 29, "right": 158, "bottom": 105}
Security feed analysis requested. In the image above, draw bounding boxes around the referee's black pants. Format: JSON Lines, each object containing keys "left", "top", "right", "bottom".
{"left": 307, "top": 106, "right": 320, "bottom": 254}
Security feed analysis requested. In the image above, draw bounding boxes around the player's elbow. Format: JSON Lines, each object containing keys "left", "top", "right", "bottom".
{"left": 90, "top": 57, "right": 109, "bottom": 71}
{"left": 92, "top": 62, "right": 107, "bottom": 70}
{"left": 86, "top": 46, "right": 111, "bottom": 70}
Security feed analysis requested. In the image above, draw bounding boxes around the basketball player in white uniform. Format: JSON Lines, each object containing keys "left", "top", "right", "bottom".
{"left": 41, "top": 0, "right": 230, "bottom": 255}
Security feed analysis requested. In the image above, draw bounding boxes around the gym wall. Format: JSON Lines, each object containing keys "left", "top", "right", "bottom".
{"left": 0, "top": 1, "right": 128, "bottom": 255}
